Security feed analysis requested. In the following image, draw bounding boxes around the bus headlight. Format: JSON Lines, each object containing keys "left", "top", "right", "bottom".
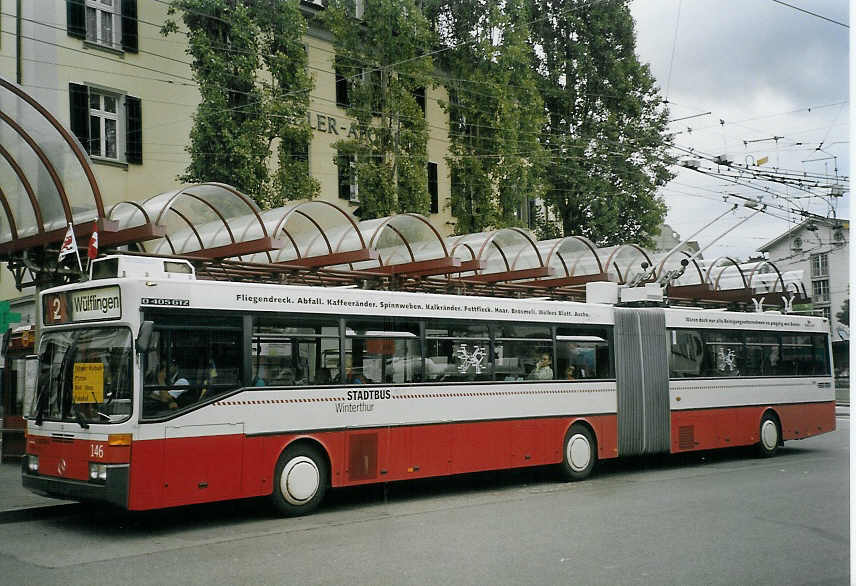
{"left": 27, "top": 455, "right": 39, "bottom": 473}
{"left": 88, "top": 463, "right": 107, "bottom": 483}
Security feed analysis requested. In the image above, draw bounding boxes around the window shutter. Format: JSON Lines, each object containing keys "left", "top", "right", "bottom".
{"left": 125, "top": 95, "right": 142, "bottom": 164}
{"left": 121, "top": 0, "right": 139, "bottom": 53}
{"left": 67, "top": 0, "right": 86, "bottom": 39}
{"left": 69, "top": 83, "right": 90, "bottom": 154}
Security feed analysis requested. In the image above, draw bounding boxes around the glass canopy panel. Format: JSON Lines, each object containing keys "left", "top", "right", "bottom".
{"left": 706, "top": 258, "right": 747, "bottom": 291}
{"left": 250, "top": 200, "right": 363, "bottom": 264}
{"left": 745, "top": 261, "right": 786, "bottom": 294}
{"left": 449, "top": 228, "right": 544, "bottom": 276}
{"left": 350, "top": 214, "right": 447, "bottom": 270}
{"left": 0, "top": 82, "right": 101, "bottom": 234}
{"left": 136, "top": 184, "right": 267, "bottom": 255}
{"left": 0, "top": 122, "right": 66, "bottom": 233}
{"left": 601, "top": 245, "right": 651, "bottom": 284}
{"left": 651, "top": 251, "right": 704, "bottom": 287}
{"left": 536, "top": 237, "right": 602, "bottom": 278}
{"left": 0, "top": 155, "right": 37, "bottom": 238}
{"left": 108, "top": 201, "right": 148, "bottom": 230}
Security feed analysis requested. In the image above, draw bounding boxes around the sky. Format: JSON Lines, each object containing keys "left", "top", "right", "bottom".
{"left": 628, "top": 0, "right": 849, "bottom": 259}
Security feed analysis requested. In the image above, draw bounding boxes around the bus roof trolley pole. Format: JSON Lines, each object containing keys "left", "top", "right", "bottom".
{"left": 657, "top": 204, "right": 765, "bottom": 288}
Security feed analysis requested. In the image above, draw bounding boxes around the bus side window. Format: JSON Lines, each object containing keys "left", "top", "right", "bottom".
{"left": 424, "top": 320, "right": 492, "bottom": 382}
{"left": 345, "top": 317, "right": 421, "bottom": 384}
{"left": 744, "top": 333, "right": 779, "bottom": 377}
{"left": 669, "top": 329, "right": 703, "bottom": 378}
{"left": 253, "top": 315, "right": 340, "bottom": 387}
{"left": 701, "top": 330, "right": 744, "bottom": 377}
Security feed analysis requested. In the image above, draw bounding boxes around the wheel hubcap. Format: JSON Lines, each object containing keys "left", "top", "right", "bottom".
{"left": 761, "top": 420, "right": 778, "bottom": 451}
{"left": 567, "top": 434, "right": 592, "bottom": 472}
{"left": 281, "top": 456, "right": 320, "bottom": 505}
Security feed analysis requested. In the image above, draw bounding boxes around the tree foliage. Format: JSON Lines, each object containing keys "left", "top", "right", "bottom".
{"left": 324, "top": 0, "right": 434, "bottom": 219}
{"left": 530, "top": 0, "right": 674, "bottom": 246}
{"left": 163, "top": 0, "right": 318, "bottom": 208}
{"left": 426, "top": 0, "right": 546, "bottom": 234}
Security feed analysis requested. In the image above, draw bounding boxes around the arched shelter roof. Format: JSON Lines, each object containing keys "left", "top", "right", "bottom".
{"left": 446, "top": 228, "right": 550, "bottom": 283}
{"left": 344, "top": 213, "right": 455, "bottom": 276}
{"left": 0, "top": 77, "right": 124, "bottom": 257}
{"left": 519, "top": 236, "right": 606, "bottom": 288}
{"left": 599, "top": 244, "right": 653, "bottom": 284}
{"left": 126, "top": 183, "right": 281, "bottom": 259}
{"left": 245, "top": 199, "right": 373, "bottom": 267}
{"left": 651, "top": 250, "right": 705, "bottom": 287}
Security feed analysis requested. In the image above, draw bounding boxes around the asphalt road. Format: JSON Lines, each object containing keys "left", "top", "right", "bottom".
{"left": 0, "top": 419, "right": 848, "bottom": 586}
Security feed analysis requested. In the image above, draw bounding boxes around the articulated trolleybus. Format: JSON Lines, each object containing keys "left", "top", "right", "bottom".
{"left": 23, "top": 256, "right": 835, "bottom": 515}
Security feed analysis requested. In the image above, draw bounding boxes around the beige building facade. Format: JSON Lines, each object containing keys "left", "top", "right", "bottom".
{"left": 0, "top": 0, "right": 454, "bottom": 306}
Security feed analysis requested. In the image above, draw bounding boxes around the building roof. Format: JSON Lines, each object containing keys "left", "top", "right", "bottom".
{"left": 756, "top": 218, "right": 848, "bottom": 253}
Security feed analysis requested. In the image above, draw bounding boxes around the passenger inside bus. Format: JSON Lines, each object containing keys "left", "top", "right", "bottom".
{"left": 149, "top": 361, "right": 189, "bottom": 409}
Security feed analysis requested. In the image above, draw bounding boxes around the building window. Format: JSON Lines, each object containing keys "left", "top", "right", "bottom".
{"left": 812, "top": 279, "right": 830, "bottom": 304}
{"left": 86, "top": 0, "right": 120, "bottom": 48}
{"left": 412, "top": 87, "right": 426, "bottom": 115}
{"left": 69, "top": 83, "right": 142, "bottom": 164}
{"left": 337, "top": 153, "right": 358, "bottom": 202}
{"left": 335, "top": 57, "right": 350, "bottom": 108}
{"left": 811, "top": 253, "right": 828, "bottom": 278}
{"left": 67, "top": 0, "right": 138, "bottom": 53}
{"left": 428, "top": 162, "right": 438, "bottom": 214}
{"left": 89, "top": 90, "right": 120, "bottom": 159}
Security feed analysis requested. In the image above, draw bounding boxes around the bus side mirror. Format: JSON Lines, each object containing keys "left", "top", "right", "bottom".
{"left": 136, "top": 321, "right": 154, "bottom": 354}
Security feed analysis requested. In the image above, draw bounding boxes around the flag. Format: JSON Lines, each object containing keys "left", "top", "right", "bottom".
{"left": 58, "top": 223, "right": 82, "bottom": 270}
{"left": 88, "top": 231, "right": 98, "bottom": 260}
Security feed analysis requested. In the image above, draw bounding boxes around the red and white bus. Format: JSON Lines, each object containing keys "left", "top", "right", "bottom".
{"left": 23, "top": 256, "right": 835, "bottom": 515}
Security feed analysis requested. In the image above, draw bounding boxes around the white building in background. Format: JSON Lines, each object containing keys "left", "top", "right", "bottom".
{"left": 757, "top": 218, "right": 849, "bottom": 371}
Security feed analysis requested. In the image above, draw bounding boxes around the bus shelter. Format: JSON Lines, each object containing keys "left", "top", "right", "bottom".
{"left": 112, "top": 183, "right": 281, "bottom": 259}
{"left": 245, "top": 199, "right": 373, "bottom": 267}
{"left": 445, "top": 228, "right": 550, "bottom": 283}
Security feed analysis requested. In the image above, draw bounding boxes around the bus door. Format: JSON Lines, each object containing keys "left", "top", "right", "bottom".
{"left": 614, "top": 307, "right": 670, "bottom": 456}
{"left": 162, "top": 422, "right": 245, "bottom": 506}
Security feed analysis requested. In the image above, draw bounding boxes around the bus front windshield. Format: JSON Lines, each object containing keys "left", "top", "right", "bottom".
{"left": 32, "top": 328, "right": 133, "bottom": 425}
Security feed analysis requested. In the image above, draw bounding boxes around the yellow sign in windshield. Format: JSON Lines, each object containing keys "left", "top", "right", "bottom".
{"left": 73, "top": 363, "right": 104, "bottom": 404}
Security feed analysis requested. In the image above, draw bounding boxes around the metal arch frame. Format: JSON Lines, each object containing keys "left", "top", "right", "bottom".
{"left": 267, "top": 200, "right": 375, "bottom": 268}
{"left": 602, "top": 243, "right": 652, "bottom": 285}
{"left": 0, "top": 184, "right": 17, "bottom": 240}
{"left": 452, "top": 228, "right": 550, "bottom": 283}
{"left": 706, "top": 256, "right": 749, "bottom": 291}
{"left": 104, "top": 200, "right": 167, "bottom": 247}
{"left": 525, "top": 235, "right": 607, "bottom": 287}
{"left": 0, "top": 111, "right": 73, "bottom": 222}
{"left": 744, "top": 260, "right": 786, "bottom": 294}
{"left": 0, "top": 142, "right": 43, "bottom": 230}
{"left": 144, "top": 183, "right": 282, "bottom": 259}
{"left": 653, "top": 249, "right": 705, "bottom": 285}
{"left": 364, "top": 213, "right": 459, "bottom": 276}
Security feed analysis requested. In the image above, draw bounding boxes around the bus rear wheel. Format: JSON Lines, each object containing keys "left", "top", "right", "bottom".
{"left": 271, "top": 443, "right": 328, "bottom": 516}
{"left": 560, "top": 424, "right": 596, "bottom": 481}
{"left": 755, "top": 413, "right": 781, "bottom": 458}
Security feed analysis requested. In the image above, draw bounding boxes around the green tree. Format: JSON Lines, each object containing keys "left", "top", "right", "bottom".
{"left": 163, "top": 0, "right": 318, "bottom": 207}
{"left": 531, "top": 0, "right": 674, "bottom": 246}
{"left": 324, "top": 0, "right": 434, "bottom": 219}
{"left": 426, "top": 0, "right": 546, "bottom": 234}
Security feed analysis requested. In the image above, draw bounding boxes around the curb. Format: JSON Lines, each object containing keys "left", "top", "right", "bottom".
{"left": 0, "top": 502, "right": 79, "bottom": 524}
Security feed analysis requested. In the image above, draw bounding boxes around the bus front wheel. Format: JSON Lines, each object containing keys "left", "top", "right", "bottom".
{"left": 560, "top": 424, "right": 596, "bottom": 481}
{"left": 756, "top": 413, "right": 781, "bottom": 458}
{"left": 271, "top": 443, "right": 328, "bottom": 516}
